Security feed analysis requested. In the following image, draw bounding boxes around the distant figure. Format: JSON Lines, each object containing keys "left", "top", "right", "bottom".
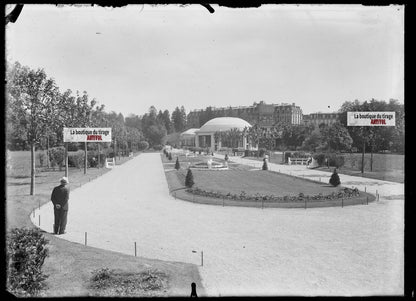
{"left": 51, "top": 177, "right": 70, "bottom": 235}
{"left": 190, "top": 282, "right": 198, "bottom": 297}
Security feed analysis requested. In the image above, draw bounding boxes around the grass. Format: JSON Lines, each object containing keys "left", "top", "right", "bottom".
{"left": 162, "top": 153, "right": 375, "bottom": 208}
{"left": 6, "top": 150, "right": 204, "bottom": 297}
{"left": 243, "top": 152, "right": 404, "bottom": 183}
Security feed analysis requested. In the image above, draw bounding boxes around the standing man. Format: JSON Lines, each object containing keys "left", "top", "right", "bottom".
{"left": 51, "top": 177, "right": 70, "bottom": 235}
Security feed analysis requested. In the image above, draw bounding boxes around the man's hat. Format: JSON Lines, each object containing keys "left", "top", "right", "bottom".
{"left": 60, "top": 177, "right": 69, "bottom": 184}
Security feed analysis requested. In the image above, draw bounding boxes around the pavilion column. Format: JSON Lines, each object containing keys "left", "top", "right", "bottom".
{"left": 195, "top": 134, "right": 199, "bottom": 147}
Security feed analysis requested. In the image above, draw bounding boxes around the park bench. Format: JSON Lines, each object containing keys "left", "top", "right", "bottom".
{"left": 105, "top": 157, "right": 115, "bottom": 168}
{"left": 288, "top": 157, "right": 309, "bottom": 165}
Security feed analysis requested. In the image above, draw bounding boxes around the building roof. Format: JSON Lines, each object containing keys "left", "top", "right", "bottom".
{"left": 180, "top": 128, "right": 199, "bottom": 137}
{"left": 197, "top": 117, "right": 252, "bottom": 134}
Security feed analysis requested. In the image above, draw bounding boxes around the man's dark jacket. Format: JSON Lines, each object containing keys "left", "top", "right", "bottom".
{"left": 51, "top": 184, "right": 69, "bottom": 210}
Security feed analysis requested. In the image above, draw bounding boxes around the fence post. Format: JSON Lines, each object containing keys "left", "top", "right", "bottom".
{"left": 85, "top": 232, "right": 87, "bottom": 246}
{"left": 201, "top": 251, "right": 204, "bottom": 266}
{"left": 134, "top": 242, "right": 137, "bottom": 257}
{"left": 38, "top": 215, "right": 40, "bottom": 226}
{"left": 342, "top": 198, "right": 344, "bottom": 208}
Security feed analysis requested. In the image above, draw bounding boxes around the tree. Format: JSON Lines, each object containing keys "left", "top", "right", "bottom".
{"left": 6, "top": 62, "right": 59, "bottom": 195}
{"left": 321, "top": 122, "right": 353, "bottom": 152}
{"left": 172, "top": 106, "right": 186, "bottom": 132}
{"left": 329, "top": 169, "right": 341, "bottom": 186}
{"left": 185, "top": 168, "right": 194, "bottom": 188}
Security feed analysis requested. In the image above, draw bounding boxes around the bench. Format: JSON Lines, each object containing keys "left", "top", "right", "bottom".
{"left": 288, "top": 157, "right": 309, "bottom": 165}
{"left": 105, "top": 157, "right": 116, "bottom": 168}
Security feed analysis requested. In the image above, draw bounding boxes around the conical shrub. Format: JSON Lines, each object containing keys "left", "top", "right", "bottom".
{"left": 175, "top": 157, "right": 180, "bottom": 170}
{"left": 329, "top": 169, "right": 341, "bottom": 186}
{"left": 185, "top": 168, "right": 194, "bottom": 188}
{"left": 262, "top": 159, "right": 268, "bottom": 170}
{"left": 168, "top": 152, "right": 172, "bottom": 161}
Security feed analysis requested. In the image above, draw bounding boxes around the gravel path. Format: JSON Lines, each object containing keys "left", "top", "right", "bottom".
{"left": 32, "top": 153, "right": 404, "bottom": 296}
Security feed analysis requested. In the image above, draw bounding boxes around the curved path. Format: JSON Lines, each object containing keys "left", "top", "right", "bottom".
{"left": 32, "top": 153, "right": 404, "bottom": 296}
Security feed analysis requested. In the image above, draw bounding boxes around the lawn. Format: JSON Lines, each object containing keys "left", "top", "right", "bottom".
{"left": 6, "top": 150, "right": 203, "bottom": 297}
{"left": 162, "top": 154, "right": 374, "bottom": 208}
{"left": 243, "top": 152, "right": 404, "bottom": 183}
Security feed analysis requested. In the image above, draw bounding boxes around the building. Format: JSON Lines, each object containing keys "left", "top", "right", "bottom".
{"left": 179, "top": 128, "right": 198, "bottom": 147}
{"left": 302, "top": 112, "right": 342, "bottom": 127}
{"left": 194, "top": 117, "right": 253, "bottom": 151}
{"left": 187, "top": 101, "right": 303, "bottom": 129}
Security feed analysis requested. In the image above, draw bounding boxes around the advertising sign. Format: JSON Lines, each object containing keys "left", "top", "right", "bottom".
{"left": 63, "top": 128, "right": 112, "bottom": 142}
{"left": 347, "top": 112, "right": 396, "bottom": 126}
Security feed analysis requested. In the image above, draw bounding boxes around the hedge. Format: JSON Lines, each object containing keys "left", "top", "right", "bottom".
{"left": 6, "top": 228, "right": 49, "bottom": 297}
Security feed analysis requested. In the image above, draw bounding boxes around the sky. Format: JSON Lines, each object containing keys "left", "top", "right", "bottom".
{"left": 5, "top": 4, "right": 404, "bottom": 117}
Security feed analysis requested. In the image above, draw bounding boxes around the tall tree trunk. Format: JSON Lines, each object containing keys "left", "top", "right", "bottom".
{"left": 361, "top": 140, "right": 366, "bottom": 174}
{"left": 84, "top": 141, "right": 87, "bottom": 174}
{"left": 65, "top": 142, "right": 68, "bottom": 177}
{"left": 30, "top": 142, "right": 35, "bottom": 195}
{"left": 370, "top": 139, "right": 374, "bottom": 172}
{"left": 98, "top": 143, "right": 100, "bottom": 168}
{"left": 47, "top": 136, "right": 50, "bottom": 168}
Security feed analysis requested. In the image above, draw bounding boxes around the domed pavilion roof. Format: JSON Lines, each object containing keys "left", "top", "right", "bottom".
{"left": 197, "top": 117, "right": 252, "bottom": 134}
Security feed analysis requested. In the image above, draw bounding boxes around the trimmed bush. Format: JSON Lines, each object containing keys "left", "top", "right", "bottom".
{"left": 262, "top": 158, "right": 268, "bottom": 170}
{"left": 185, "top": 169, "right": 194, "bottom": 188}
{"left": 68, "top": 150, "right": 85, "bottom": 169}
{"left": 6, "top": 228, "right": 49, "bottom": 297}
{"left": 49, "top": 147, "right": 65, "bottom": 170}
{"left": 313, "top": 153, "right": 326, "bottom": 166}
{"left": 168, "top": 152, "right": 172, "bottom": 161}
{"left": 175, "top": 157, "right": 180, "bottom": 170}
{"left": 137, "top": 141, "right": 149, "bottom": 151}
{"left": 153, "top": 144, "right": 163, "bottom": 151}
{"left": 328, "top": 154, "right": 345, "bottom": 168}
{"left": 329, "top": 169, "right": 341, "bottom": 187}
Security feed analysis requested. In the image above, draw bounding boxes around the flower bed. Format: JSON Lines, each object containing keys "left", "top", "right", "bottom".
{"left": 185, "top": 187, "right": 360, "bottom": 203}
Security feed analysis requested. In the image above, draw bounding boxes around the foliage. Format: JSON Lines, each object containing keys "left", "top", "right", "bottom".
{"left": 185, "top": 169, "right": 194, "bottom": 188}
{"left": 329, "top": 169, "right": 341, "bottom": 187}
{"left": 153, "top": 145, "right": 163, "bottom": 151}
{"left": 327, "top": 154, "right": 345, "bottom": 168}
{"left": 175, "top": 157, "right": 180, "bottom": 170}
{"left": 137, "top": 140, "right": 149, "bottom": 151}
{"left": 313, "top": 153, "right": 327, "bottom": 166}
{"left": 168, "top": 152, "right": 172, "bottom": 160}
{"left": 171, "top": 106, "right": 187, "bottom": 132}
{"left": 262, "top": 159, "right": 268, "bottom": 170}
{"left": 259, "top": 148, "right": 267, "bottom": 157}
{"left": 49, "top": 146, "right": 65, "bottom": 169}
{"left": 68, "top": 150, "right": 85, "bottom": 169}
{"left": 37, "top": 152, "right": 47, "bottom": 167}
{"left": 186, "top": 187, "right": 359, "bottom": 202}
{"left": 89, "top": 268, "right": 167, "bottom": 297}
{"left": 6, "top": 228, "right": 49, "bottom": 297}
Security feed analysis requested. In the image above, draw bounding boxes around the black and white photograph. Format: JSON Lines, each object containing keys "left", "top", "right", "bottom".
{"left": 5, "top": 4, "right": 405, "bottom": 297}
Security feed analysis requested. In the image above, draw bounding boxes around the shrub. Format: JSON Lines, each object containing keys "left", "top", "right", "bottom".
{"left": 138, "top": 141, "right": 149, "bottom": 151}
{"left": 327, "top": 154, "right": 345, "bottom": 168}
{"left": 6, "top": 228, "right": 49, "bottom": 297}
{"left": 68, "top": 150, "right": 85, "bottom": 169}
{"left": 262, "top": 159, "right": 268, "bottom": 170}
{"left": 313, "top": 153, "right": 326, "bottom": 166}
{"left": 37, "top": 152, "right": 47, "bottom": 167}
{"left": 168, "top": 152, "right": 172, "bottom": 161}
{"left": 153, "top": 145, "right": 163, "bottom": 151}
{"left": 175, "top": 157, "right": 180, "bottom": 170}
{"left": 259, "top": 148, "right": 266, "bottom": 157}
{"left": 329, "top": 169, "right": 341, "bottom": 186}
{"left": 49, "top": 147, "right": 65, "bottom": 169}
{"left": 185, "top": 169, "right": 194, "bottom": 188}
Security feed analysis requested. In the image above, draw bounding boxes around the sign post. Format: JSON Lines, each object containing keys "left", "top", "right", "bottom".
{"left": 63, "top": 128, "right": 112, "bottom": 178}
